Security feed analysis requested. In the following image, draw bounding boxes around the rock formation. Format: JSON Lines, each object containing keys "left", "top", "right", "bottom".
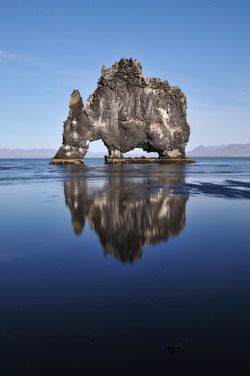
{"left": 51, "top": 58, "right": 190, "bottom": 163}
{"left": 64, "top": 169, "right": 188, "bottom": 263}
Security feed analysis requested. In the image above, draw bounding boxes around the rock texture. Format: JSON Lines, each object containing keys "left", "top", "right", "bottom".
{"left": 105, "top": 156, "right": 194, "bottom": 164}
{"left": 52, "top": 58, "right": 190, "bottom": 161}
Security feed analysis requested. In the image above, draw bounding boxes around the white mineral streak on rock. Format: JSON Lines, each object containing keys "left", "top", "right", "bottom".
{"left": 149, "top": 123, "right": 164, "bottom": 138}
{"left": 157, "top": 107, "right": 174, "bottom": 135}
{"left": 167, "top": 149, "right": 182, "bottom": 158}
{"left": 73, "top": 131, "right": 78, "bottom": 140}
{"left": 110, "top": 150, "right": 123, "bottom": 157}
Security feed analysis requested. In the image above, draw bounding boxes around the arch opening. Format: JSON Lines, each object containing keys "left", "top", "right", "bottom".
{"left": 123, "top": 148, "right": 158, "bottom": 158}
{"left": 85, "top": 139, "right": 108, "bottom": 159}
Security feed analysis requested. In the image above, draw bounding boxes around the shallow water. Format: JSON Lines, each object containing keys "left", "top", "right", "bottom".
{"left": 0, "top": 158, "right": 250, "bottom": 375}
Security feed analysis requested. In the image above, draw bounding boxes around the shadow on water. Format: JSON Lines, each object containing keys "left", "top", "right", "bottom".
{"left": 63, "top": 165, "right": 189, "bottom": 263}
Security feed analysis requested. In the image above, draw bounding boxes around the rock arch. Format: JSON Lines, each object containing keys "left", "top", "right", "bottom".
{"left": 51, "top": 58, "right": 190, "bottom": 164}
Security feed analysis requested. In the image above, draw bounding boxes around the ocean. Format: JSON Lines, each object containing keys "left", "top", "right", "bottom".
{"left": 0, "top": 157, "right": 250, "bottom": 375}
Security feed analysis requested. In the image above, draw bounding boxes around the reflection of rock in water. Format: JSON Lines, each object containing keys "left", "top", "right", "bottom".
{"left": 64, "top": 180, "right": 91, "bottom": 235}
{"left": 64, "top": 174, "right": 188, "bottom": 263}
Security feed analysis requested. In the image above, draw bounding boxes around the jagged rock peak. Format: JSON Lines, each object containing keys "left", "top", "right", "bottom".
{"left": 101, "top": 58, "right": 142, "bottom": 78}
{"left": 52, "top": 58, "right": 190, "bottom": 162}
{"left": 68, "top": 90, "right": 83, "bottom": 120}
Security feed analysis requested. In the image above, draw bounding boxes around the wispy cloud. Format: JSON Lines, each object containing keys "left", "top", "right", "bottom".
{"left": 0, "top": 50, "right": 55, "bottom": 70}
{"left": 0, "top": 50, "right": 21, "bottom": 60}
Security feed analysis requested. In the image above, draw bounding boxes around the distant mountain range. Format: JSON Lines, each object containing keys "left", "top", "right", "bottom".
{"left": 1, "top": 144, "right": 250, "bottom": 158}
{"left": 0, "top": 148, "right": 57, "bottom": 158}
{"left": 187, "top": 144, "right": 250, "bottom": 157}
{"left": 0, "top": 148, "right": 158, "bottom": 158}
{"left": 0, "top": 148, "right": 109, "bottom": 158}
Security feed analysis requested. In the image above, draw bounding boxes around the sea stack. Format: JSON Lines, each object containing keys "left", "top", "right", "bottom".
{"left": 50, "top": 58, "right": 193, "bottom": 164}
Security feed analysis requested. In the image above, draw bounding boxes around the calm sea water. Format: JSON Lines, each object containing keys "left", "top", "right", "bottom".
{"left": 0, "top": 158, "right": 250, "bottom": 375}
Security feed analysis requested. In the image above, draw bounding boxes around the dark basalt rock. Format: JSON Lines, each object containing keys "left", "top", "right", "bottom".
{"left": 51, "top": 58, "right": 190, "bottom": 162}
{"left": 105, "top": 156, "right": 195, "bottom": 164}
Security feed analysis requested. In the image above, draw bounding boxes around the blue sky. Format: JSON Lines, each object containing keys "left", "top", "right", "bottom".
{"left": 0, "top": 0, "right": 249, "bottom": 152}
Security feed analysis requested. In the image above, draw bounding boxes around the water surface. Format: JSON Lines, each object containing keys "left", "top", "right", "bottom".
{"left": 0, "top": 158, "right": 250, "bottom": 375}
